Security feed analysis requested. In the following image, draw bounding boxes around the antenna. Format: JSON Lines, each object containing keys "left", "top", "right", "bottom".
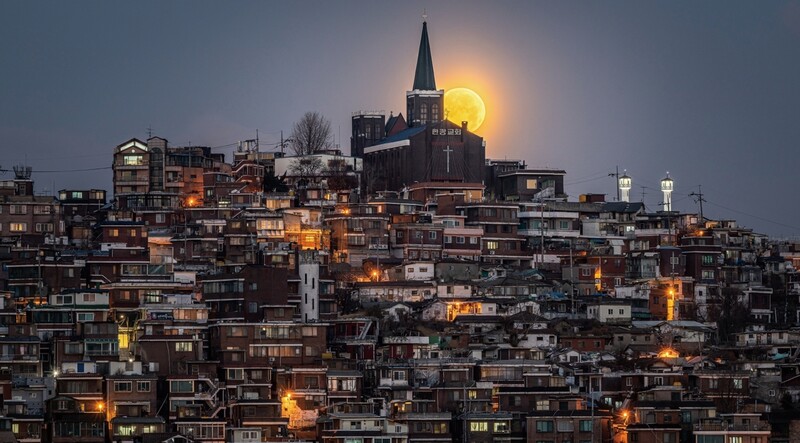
{"left": 13, "top": 164, "right": 32, "bottom": 180}
{"left": 146, "top": 125, "right": 153, "bottom": 138}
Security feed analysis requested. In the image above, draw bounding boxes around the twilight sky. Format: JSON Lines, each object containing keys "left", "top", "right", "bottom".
{"left": 2, "top": 1, "right": 799, "bottom": 237}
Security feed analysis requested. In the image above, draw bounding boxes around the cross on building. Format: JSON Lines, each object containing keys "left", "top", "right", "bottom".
{"left": 443, "top": 145, "right": 453, "bottom": 173}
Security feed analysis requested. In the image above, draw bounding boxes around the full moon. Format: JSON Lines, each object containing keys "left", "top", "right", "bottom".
{"left": 444, "top": 87, "right": 486, "bottom": 131}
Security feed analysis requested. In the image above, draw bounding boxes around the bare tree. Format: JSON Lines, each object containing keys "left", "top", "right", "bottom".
{"left": 289, "top": 156, "right": 324, "bottom": 187}
{"left": 325, "top": 157, "right": 357, "bottom": 191}
{"left": 290, "top": 111, "right": 332, "bottom": 156}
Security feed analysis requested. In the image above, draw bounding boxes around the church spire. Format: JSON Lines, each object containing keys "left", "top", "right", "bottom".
{"left": 412, "top": 21, "right": 437, "bottom": 91}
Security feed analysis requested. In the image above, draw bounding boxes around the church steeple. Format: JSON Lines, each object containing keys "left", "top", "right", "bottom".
{"left": 412, "top": 21, "right": 437, "bottom": 91}
{"left": 407, "top": 20, "right": 444, "bottom": 127}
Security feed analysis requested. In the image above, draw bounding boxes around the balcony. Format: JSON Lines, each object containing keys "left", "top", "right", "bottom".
{"left": 379, "top": 378, "right": 410, "bottom": 388}
{"left": 518, "top": 228, "right": 580, "bottom": 238}
{"left": 115, "top": 176, "right": 149, "bottom": 185}
{"left": 114, "top": 164, "right": 148, "bottom": 170}
{"left": 694, "top": 423, "right": 771, "bottom": 432}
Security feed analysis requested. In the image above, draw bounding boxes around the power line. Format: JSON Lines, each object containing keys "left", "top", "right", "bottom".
{"left": 565, "top": 174, "right": 609, "bottom": 186}
{"left": 703, "top": 199, "right": 800, "bottom": 232}
{"left": 0, "top": 166, "right": 111, "bottom": 174}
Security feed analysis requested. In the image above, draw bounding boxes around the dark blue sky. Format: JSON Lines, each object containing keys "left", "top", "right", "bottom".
{"left": 2, "top": 1, "right": 799, "bottom": 236}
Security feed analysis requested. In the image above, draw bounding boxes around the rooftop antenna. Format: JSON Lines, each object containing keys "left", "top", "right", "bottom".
{"left": 146, "top": 125, "right": 153, "bottom": 138}
{"left": 13, "top": 164, "right": 32, "bottom": 180}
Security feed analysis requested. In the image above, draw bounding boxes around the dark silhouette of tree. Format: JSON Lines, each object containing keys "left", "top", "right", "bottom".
{"left": 325, "top": 157, "right": 357, "bottom": 191}
{"left": 780, "top": 392, "right": 795, "bottom": 410}
{"left": 290, "top": 111, "right": 332, "bottom": 156}
{"left": 263, "top": 172, "right": 289, "bottom": 193}
{"left": 717, "top": 287, "right": 750, "bottom": 344}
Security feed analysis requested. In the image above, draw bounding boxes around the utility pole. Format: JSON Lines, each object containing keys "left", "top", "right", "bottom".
{"left": 539, "top": 201, "right": 545, "bottom": 267}
{"left": 589, "top": 379, "right": 595, "bottom": 443}
{"left": 569, "top": 239, "right": 575, "bottom": 316}
{"left": 609, "top": 166, "right": 620, "bottom": 201}
{"left": 689, "top": 185, "right": 706, "bottom": 224}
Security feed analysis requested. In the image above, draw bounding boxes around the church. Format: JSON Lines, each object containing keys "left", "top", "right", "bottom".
{"left": 354, "top": 21, "right": 486, "bottom": 194}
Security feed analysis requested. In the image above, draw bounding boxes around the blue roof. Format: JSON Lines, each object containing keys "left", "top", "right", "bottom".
{"left": 380, "top": 125, "right": 427, "bottom": 144}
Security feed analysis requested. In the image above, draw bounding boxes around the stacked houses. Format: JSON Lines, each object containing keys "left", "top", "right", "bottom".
{"left": 0, "top": 135, "right": 799, "bottom": 443}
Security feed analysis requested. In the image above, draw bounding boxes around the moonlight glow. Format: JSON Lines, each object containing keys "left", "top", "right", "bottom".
{"left": 444, "top": 88, "right": 486, "bottom": 131}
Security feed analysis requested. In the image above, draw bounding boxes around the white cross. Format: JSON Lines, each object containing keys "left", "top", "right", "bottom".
{"left": 443, "top": 146, "right": 453, "bottom": 173}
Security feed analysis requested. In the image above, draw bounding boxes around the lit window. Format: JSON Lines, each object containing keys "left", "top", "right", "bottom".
{"left": 469, "top": 422, "right": 488, "bottom": 432}
{"left": 123, "top": 155, "right": 144, "bottom": 166}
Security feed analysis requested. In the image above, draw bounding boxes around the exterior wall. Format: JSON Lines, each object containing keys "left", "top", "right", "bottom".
{"left": 525, "top": 415, "right": 611, "bottom": 443}
{"left": 0, "top": 185, "right": 64, "bottom": 242}
{"left": 364, "top": 122, "right": 485, "bottom": 193}
{"left": 299, "top": 251, "right": 321, "bottom": 322}
{"left": 351, "top": 113, "right": 386, "bottom": 157}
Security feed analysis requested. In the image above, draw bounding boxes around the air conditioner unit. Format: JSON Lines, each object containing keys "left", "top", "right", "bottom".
{"left": 489, "top": 250, "right": 496, "bottom": 255}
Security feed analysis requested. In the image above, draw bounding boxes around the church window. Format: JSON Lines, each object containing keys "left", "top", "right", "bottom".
{"left": 432, "top": 104, "right": 440, "bottom": 121}
{"left": 420, "top": 104, "right": 428, "bottom": 122}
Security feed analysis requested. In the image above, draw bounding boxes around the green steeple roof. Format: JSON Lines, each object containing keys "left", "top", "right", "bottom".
{"left": 412, "top": 21, "right": 437, "bottom": 91}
